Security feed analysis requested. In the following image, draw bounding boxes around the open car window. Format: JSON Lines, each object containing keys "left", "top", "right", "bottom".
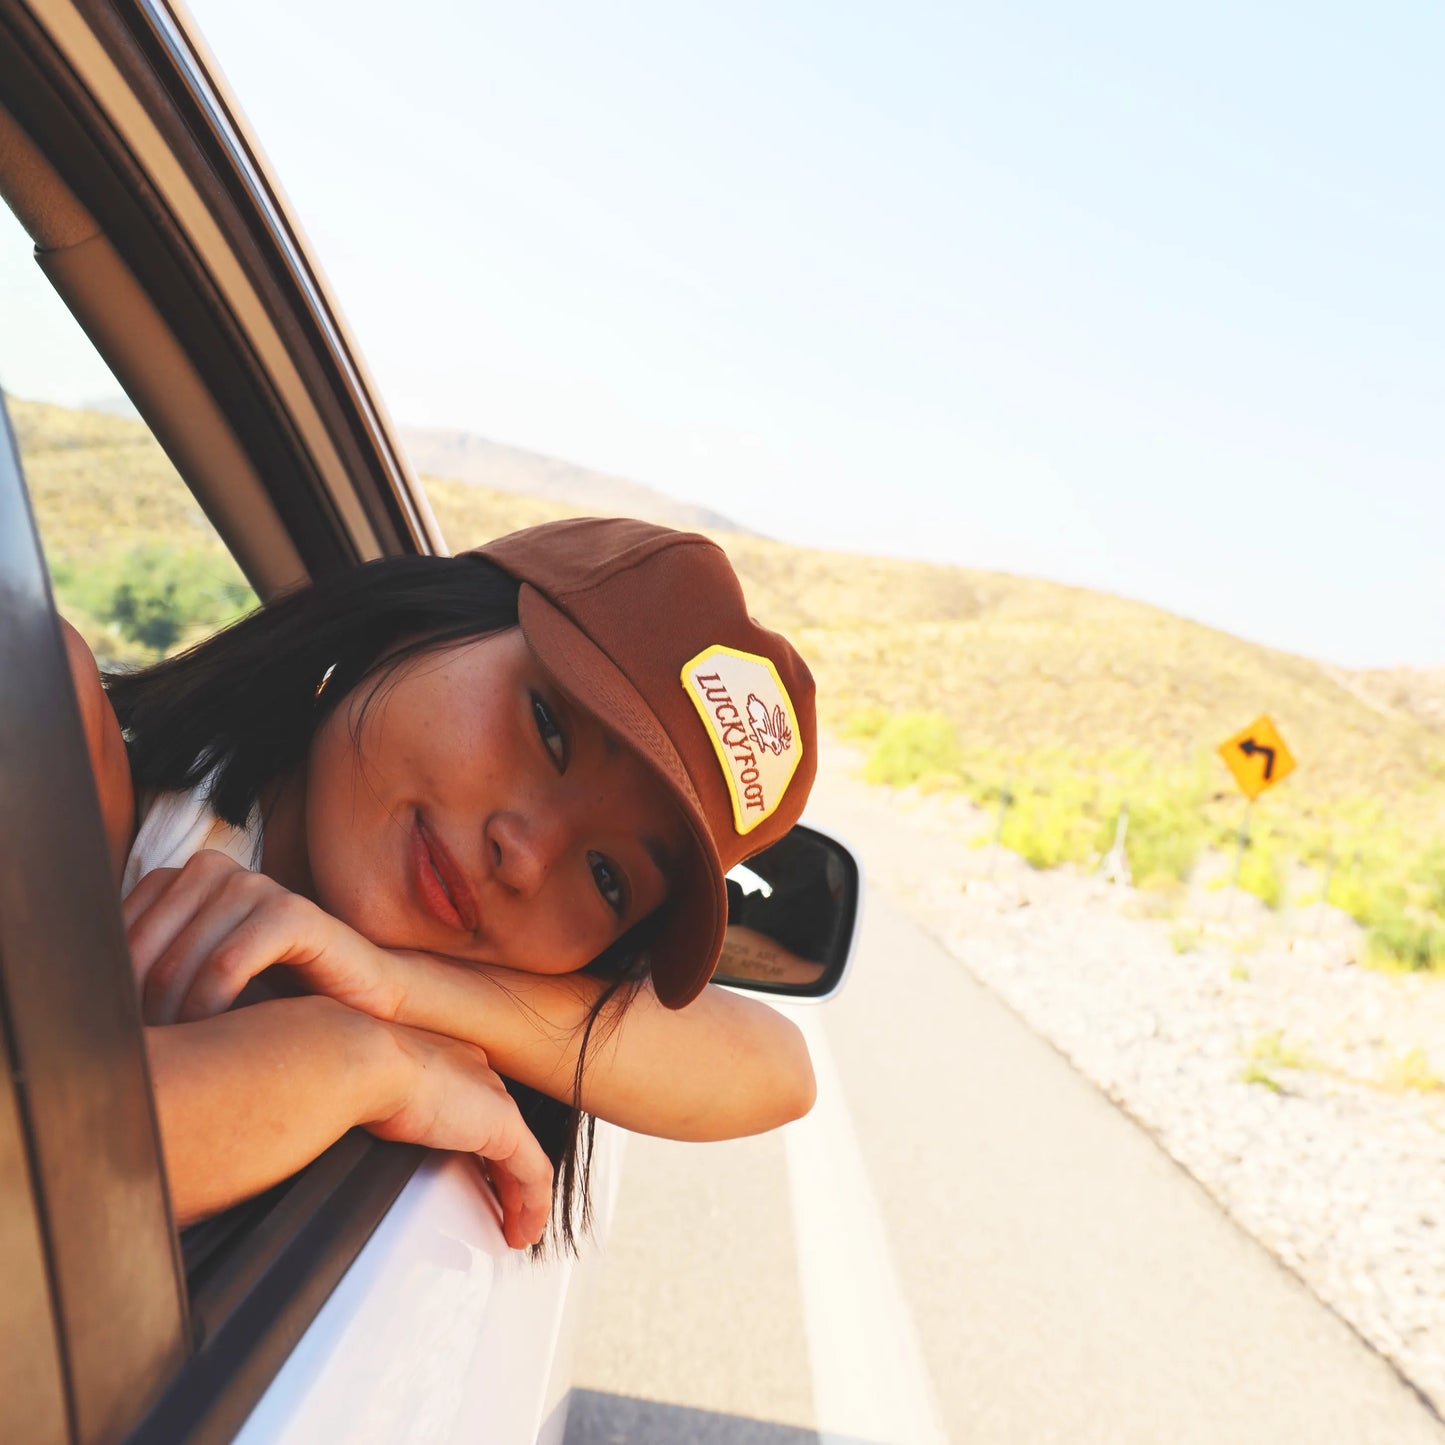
{"left": 2, "top": 200, "right": 258, "bottom": 664}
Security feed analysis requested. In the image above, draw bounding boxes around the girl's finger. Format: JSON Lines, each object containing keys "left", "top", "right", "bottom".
{"left": 129, "top": 852, "right": 272, "bottom": 1019}
{"left": 119, "top": 864, "right": 180, "bottom": 933}
{"left": 488, "top": 1162, "right": 550, "bottom": 1249}
{"left": 176, "top": 889, "right": 327, "bottom": 1022}
{"left": 144, "top": 889, "right": 261, "bottom": 1024}
{"left": 126, "top": 850, "right": 245, "bottom": 973}
{"left": 481, "top": 1123, "right": 554, "bottom": 1249}
{"left": 126, "top": 867, "right": 223, "bottom": 997}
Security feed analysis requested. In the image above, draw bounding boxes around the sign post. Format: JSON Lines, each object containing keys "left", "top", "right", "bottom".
{"left": 988, "top": 785, "right": 1013, "bottom": 880}
{"left": 1231, "top": 801, "right": 1254, "bottom": 892}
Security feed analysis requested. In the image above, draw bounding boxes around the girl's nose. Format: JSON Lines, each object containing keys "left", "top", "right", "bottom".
{"left": 485, "top": 809, "right": 567, "bottom": 897}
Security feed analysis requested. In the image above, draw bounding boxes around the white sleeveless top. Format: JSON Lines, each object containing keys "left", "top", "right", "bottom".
{"left": 121, "top": 775, "right": 264, "bottom": 900}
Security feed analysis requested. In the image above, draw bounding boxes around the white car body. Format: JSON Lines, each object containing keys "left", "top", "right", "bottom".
{"left": 235, "top": 1132, "right": 624, "bottom": 1445}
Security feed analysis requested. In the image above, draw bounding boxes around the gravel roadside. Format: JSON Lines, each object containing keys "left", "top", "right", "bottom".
{"left": 812, "top": 739, "right": 1445, "bottom": 1418}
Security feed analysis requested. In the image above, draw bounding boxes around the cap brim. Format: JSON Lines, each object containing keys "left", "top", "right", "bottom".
{"left": 515, "top": 584, "right": 727, "bottom": 1008}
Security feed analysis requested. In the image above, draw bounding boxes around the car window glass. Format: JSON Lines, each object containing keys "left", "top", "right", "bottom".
{"left": 0, "top": 201, "right": 255, "bottom": 666}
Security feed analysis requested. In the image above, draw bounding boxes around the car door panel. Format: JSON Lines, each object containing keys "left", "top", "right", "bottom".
{"left": 0, "top": 398, "right": 187, "bottom": 1445}
{"left": 230, "top": 1132, "right": 623, "bottom": 1445}
{"left": 0, "top": 1008, "right": 70, "bottom": 1445}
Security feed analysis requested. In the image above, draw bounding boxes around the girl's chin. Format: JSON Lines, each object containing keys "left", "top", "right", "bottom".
{"left": 513, "top": 950, "right": 596, "bottom": 978}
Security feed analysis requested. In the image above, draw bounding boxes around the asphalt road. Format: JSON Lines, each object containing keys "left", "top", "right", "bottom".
{"left": 567, "top": 765, "right": 1445, "bottom": 1445}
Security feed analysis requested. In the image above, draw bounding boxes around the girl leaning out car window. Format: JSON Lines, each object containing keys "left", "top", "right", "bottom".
{"left": 66, "top": 517, "right": 819, "bottom": 1249}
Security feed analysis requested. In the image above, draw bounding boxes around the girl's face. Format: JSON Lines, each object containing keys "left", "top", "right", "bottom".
{"left": 301, "top": 627, "right": 689, "bottom": 974}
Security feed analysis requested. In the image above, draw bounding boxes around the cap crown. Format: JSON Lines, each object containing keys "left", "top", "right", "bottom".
{"left": 480, "top": 518, "right": 817, "bottom": 872}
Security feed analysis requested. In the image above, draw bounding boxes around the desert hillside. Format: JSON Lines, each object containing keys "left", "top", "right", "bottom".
{"left": 426, "top": 466, "right": 1445, "bottom": 830}
{"left": 14, "top": 395, "right": 1445, "bottom": 961}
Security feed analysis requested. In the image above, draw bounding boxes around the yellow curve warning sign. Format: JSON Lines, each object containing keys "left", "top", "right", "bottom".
{"left": 1218, "top": 715, "right": 1297, "bottom": 800}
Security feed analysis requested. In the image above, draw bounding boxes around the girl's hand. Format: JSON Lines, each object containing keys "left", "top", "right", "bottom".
{"left": 367, "top": 1022, "right": 555, "bottom": 1249}
{"left": 125, "top": 850, "right": 403, "bottom": 1025}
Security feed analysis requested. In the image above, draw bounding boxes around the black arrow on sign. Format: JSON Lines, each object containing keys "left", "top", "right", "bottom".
{"left": 1239, "top": 738, "right": 1275, "bottom": 780}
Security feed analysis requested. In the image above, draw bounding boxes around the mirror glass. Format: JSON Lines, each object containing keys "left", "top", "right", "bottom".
{"left": 715, "top": 824, "right": 860, "bottom": 999}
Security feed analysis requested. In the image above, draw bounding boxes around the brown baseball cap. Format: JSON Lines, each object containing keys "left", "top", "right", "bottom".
{"left": 475, "top": 516, "right": 817, "bottom": 1008}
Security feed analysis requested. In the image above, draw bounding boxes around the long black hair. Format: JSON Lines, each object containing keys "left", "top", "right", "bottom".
{"left": 107, "top": 552, "right": 645, "bottom": 1252}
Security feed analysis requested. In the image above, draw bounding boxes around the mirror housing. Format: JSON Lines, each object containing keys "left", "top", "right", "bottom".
{"left": 713, "top": 822, "right": 861, "bottom": 1003}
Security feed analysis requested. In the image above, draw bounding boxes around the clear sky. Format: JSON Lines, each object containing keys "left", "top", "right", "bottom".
{"left": 12, "top": 1, "right": 1445, "bottom": 666}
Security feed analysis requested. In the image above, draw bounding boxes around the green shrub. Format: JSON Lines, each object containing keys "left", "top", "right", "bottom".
{"left": 1328, "top": 862, "right": 1406, "bottom": 927}
{"left": 1239, "top": 1063, "right": 1282, "bottom": 1093}
{"left": 1245, "top": 1028, "right": 1314, "bottom": 1070}
{"left": 864, "top": 712, "right": 962, "bottom": 789}
{"left": 840, "top": 705, "right": 890, "bottom": 742}
{"left": 1123, "top": 794, "right": 1203, "bottom": 886}
{"left": 48, "top": 556, "right": 76, "bottom": 593}
{"left": 1379, "top": 1046, "right": 1443, "bottom": 1092}
{"left": 999, "top": 789, "right": 1088, "bottom": 869}
{"left": 53, "top": 544, "right": 253, "bottom": 657}
{"left": 1366, "top": 910, "right": 1445, "bottom": 973}
{"left": 1413, "top": 843, "right": 1445, "bottom": 916}
{"left": 977, "top": 759, "right": 1108, "bottom": 870}
{"left": 952, "top": 750, "right": 1013, "bottom": 806}
{"left": 1238, "top": 839, "right": 1284, "bottom": 909}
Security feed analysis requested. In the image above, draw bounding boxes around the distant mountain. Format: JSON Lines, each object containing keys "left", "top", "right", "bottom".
{"left": 1348, "top": 666, "right": 1445, "bottom": 732}
{"left": 400, "top": 426, "right": 740, "bottom": 534}
{"left": 82, "top": 394, "right": 141, "bottom": 419}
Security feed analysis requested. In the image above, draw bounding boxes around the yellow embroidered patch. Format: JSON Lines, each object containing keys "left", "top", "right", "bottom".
{"left": 680, "top": 644, "right": 803, "bottom": 834}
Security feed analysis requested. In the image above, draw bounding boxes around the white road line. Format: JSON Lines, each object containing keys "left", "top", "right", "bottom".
{"left": 782, "top": 1006, "right": 950, "bottom": 1445}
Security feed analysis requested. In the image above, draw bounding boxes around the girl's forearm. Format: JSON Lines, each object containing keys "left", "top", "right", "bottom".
{"left": 387, "top": 953, "right": 816, "bottom": 1140}
{"left": 147, "top": 994, "right": 400, "bottom": 1225}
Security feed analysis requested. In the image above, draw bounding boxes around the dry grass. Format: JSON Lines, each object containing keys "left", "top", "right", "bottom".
{"left": 13, "top": 398, "right": 219, "bottom": 561}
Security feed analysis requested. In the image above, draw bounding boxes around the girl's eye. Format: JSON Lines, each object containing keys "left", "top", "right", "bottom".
{"left": 532, "top": 695, "right": 566, "bottom": 770}
{"left": 588, "top": 850, "right": 628, "bottom": 918}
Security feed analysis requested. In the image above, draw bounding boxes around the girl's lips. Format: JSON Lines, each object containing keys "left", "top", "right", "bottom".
{"left": 412, "top": 815, "right": 478, "bottom": 932}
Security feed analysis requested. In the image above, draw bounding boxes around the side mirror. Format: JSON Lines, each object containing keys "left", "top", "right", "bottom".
{"left": 713, "top": 823, "right": 861, "bottom": 1003}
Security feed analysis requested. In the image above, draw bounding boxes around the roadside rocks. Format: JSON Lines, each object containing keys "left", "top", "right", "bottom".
{"left": 818, "top": 745, "right": 1445, "bottom": 1416}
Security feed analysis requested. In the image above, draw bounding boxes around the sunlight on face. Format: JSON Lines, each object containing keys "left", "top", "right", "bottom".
{"left": 302, "top": 628, "right": 689, "bottom": 974}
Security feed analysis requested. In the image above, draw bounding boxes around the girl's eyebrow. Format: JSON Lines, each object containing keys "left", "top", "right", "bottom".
{"left": 642, "top": 834, "right": 676, "bottom": 884}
